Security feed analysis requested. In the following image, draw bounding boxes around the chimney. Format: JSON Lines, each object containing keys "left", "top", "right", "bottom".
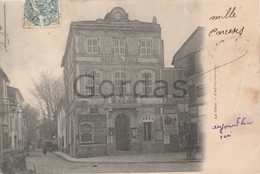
{"left": 152, "top": 16, "right": 157, "bottom": 24}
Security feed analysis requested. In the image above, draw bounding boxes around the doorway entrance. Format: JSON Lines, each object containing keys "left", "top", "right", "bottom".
{"left": 115, "top": 114, "right": 130, "bottom": 151}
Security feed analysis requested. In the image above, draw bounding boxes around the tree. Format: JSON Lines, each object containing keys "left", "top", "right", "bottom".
{"left": 22, "top": 104, "right": 39, "bottom": 145}
{"left": 31, "top": 71, "right": 64, "bottom": 120}
{"left": 31, "top": 72, "right": 64, "bottom": 140}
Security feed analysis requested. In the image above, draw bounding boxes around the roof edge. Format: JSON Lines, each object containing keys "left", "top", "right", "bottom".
{"left": 7, "top": 86, "right": 24, "bottom": 102}
{"left": 171, "top": 26, "right": 205, "bottom": 65}
{"left": 0, "top": 67, "right": 10, "bottom": 83}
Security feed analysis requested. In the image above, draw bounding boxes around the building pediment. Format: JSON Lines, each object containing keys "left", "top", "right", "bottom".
{"left": 104, "top": 7, "right": 130, "bottom": 22}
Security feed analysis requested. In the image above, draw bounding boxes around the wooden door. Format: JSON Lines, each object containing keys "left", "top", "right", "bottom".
{"left": 115, "top": 114, "right": 130, "bottom": 151}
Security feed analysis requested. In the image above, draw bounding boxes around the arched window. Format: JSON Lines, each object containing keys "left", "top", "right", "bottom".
{"left": 84, "top": 70, "right": 102, "bottom": 95}
{"left": 141, "top": 113, "right": 155, "bottom": 122}
{"left": 141, "top": 113, "right": 155, "bottom": 141}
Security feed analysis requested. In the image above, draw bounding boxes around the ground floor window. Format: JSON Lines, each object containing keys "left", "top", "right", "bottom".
{"left": 143, "top": 122, "right": 152, "bottom": 141}
{"left": 62, "top": 136, "right": 64, "bottom": 147}
{"left": 14, "top": 135, "right": 17, "bottom": 148}
{"left": 79, "top": 122, "right": 94, "bottom": 143}
{"left": 4, "top": 133, "right": 8, "bottom": 149}
{"left": 9, "top": 137, "right": 11, "bottom": 147}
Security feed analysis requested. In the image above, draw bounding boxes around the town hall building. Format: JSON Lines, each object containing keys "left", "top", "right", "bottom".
{"left": 61, "top": 7, "right": 191, "bottom": 157}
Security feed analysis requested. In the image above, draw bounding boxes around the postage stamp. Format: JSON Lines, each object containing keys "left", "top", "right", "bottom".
{"left": 24, "top": 0, "right": 60, "bottom": 27}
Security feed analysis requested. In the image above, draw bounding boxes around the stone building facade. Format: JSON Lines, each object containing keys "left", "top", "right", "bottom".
{"left": 0, "top": 67, "right": 25, "bottom": 150}
{"left": 7, "top": 86, "right": 25, "bottom": 148}
{"left": 61, "top": 7, "right": 189, "bottom": 157}
{"left": 172, "top": 26, "right": 205, "bottom": 150}
{"left": 57, "top": 98, "right": 67, "bottom": 152}
{"left": 0, "top": 67, "right": 10, "bottom": 149}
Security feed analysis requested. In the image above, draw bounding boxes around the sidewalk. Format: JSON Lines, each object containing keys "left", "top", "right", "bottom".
{"left": 54, "top": 151, "right": 203, "bottom": 164}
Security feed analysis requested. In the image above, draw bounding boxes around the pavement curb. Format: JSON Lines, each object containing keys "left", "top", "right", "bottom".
{"left": 54, "top": 151, "right": 203, "bottom": 164}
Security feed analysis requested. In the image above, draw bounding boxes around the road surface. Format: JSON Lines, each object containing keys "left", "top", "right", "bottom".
{"left": 28, "top": 150, "right": 202, "bottom": 173}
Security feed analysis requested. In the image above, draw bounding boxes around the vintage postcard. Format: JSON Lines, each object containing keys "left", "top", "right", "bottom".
{"left": 0, "top": 0, "right": 259, "bottom": 173}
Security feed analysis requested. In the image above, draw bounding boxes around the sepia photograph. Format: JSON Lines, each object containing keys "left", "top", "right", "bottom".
{"left": 0, "top": 0, "right": 259, "bottom": 173}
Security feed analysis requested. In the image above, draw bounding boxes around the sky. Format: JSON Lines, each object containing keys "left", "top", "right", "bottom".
{"left": 0, "top": 0, "right": 202, "bottom": 107}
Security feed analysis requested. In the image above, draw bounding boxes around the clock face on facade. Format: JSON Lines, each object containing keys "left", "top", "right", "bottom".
{"left": 114, "top": 12, "right": 122, "bottom": 20}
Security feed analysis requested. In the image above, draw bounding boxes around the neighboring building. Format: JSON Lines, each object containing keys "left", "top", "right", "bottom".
{"left": 172, "top": 26, "right": 205, "bottom": 150}
{"left": 34, "top": 119, "right": 56, "bottom": 148}
{"left": 57, "top": 98, "right": 67, "bottom": 152}
{"left": 161, "top": 68, "right": 190, "bottom": 151}
{"left": 61, "top": 7, "right": 188, "bottom": 157}
{"left": 0, "top": 67, "right": 26, "bottom": 150}
{"left": 0, "top": 67, "right": 10, "bottom": 149}
{"left": 33, "top": 120, "right": 44, "bottom": 148}
{"left": 7, "top": 86, "right": 25, "bottom": 148}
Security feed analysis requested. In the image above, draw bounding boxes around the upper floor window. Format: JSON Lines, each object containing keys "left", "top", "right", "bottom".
{"left": 86, "top": 38, "right": 98, "bottom": 54}
{"left": 140, "top": 39, "right": 152, "bottom": 55}
{"left": 75, "top": 36, "right": 99, "bottom": 54}
{"left": 114, "top": 39, "right": 125, "bottom": 54}
{"left": 141, "top": 72, "right": 153, "bottom": 95}
{"left": 114, "top": 71, "right": 127, "bottom": 95}
{"left": 84, "top": 70, "right": 102, "bottom": 96}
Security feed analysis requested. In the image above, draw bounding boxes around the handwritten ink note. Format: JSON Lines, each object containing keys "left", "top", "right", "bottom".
{"left": 202, "top": 0, "right": 259, "bottom": 172}
{"left": 205, "top": 5, "right": 252, "bottom": 141}
{"left": 208, "top": 7, "right": 244, "bottom": 37}
{"left": 206, "top": 6, "right": 248, "bottom": 64}
{"left": 212, "top": 117, "right": 253, "bottom": 139}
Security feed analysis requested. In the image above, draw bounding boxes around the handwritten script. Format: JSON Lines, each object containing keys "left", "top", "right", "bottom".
{"left": 208, "top": 7, "right": 244, "bottom": 37}
{"left": 212, "top": 117, "right": 253, "bottom": 139}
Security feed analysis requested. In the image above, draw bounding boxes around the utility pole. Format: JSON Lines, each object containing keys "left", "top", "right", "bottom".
{"left": 4, "top": 4, "right": 7, "bottom": 52}
{"left": 0, "top": 4, "right": 8, "bottom": 52}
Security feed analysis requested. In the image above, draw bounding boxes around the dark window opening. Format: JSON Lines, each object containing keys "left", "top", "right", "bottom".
{"left": 143, "top": 122, "right": 152, "bottom": 141}
{"left": 90, "top": 107, "right": 98, "bottom": 114}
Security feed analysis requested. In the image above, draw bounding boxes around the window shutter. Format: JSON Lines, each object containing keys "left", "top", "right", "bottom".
{"left": 75, "top": 36, "right": 84, "bottom": 53}
{"left": 127, "top": 71, "right": 130, "bottom": 94}
{"left": 125, "top": 38, "right": 128, "bottom": 55}
{"left": 138, "top": 39, "right": 140, "bottom": 55}
{"left": 78, "top": 36, "right": 84, "bottom": 53}
{"left": 98, "top": 38, "right": 100, "bottom": 54}
{"left": 112, "top": 38, "right": 114, "bottom": 54}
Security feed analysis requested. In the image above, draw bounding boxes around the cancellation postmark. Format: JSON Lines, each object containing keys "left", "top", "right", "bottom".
{"left": 24, "top": 0, "right": 60, "bottom": 28}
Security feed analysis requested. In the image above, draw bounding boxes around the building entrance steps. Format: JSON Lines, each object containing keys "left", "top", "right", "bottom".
{"left": 54, "top": 151, "right": 203, "bottom": 163}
